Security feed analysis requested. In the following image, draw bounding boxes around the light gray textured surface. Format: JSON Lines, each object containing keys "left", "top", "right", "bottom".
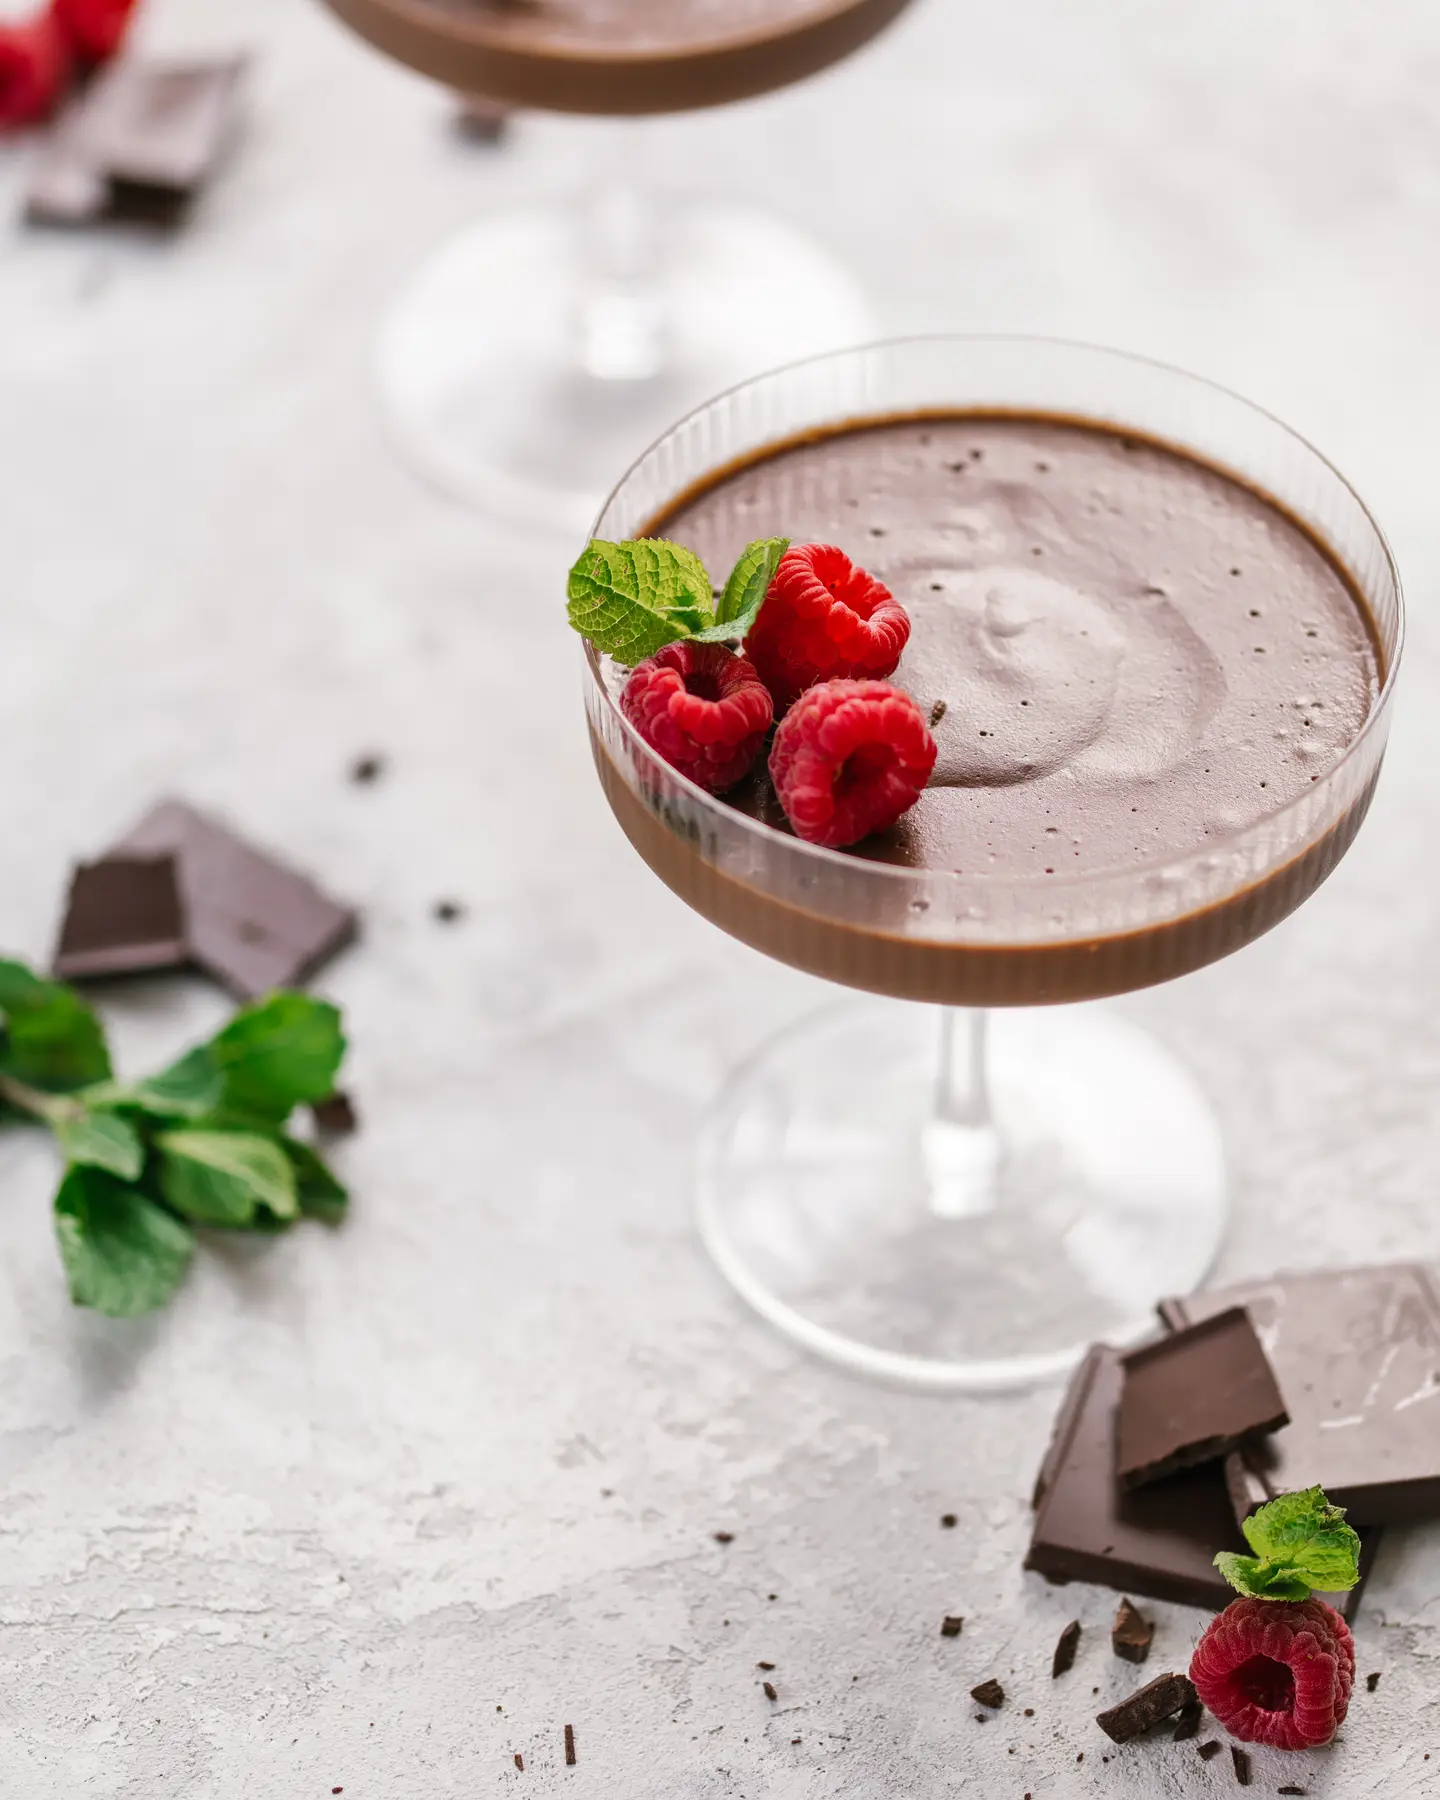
{"left": 2, "top": 0, "right": 1440, "bottom": 1794}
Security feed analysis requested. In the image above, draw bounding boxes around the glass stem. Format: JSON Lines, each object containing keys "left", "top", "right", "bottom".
{"left": 573, "top": 124, "right": 669, "bottom": 384}
{"left": 925, "top": 1008, "right": 1002, "bottom": 1219}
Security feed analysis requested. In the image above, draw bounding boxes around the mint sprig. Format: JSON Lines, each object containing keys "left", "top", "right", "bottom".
{"left": 1214, "top": 1485, "right": 1362, "bottom": 1602}
{"left": 0, "top": 964, "right": 350, "bottom": 1318}
{"left": 567, "top": 536, "right": 789, "bottom": 664}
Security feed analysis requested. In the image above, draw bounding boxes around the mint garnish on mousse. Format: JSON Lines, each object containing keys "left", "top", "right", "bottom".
{"left": 567, "top": 536, "right": 789, "bottom": 662}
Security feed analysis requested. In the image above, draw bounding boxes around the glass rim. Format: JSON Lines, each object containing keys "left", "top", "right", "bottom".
{"left": 582, "top": 331, "right": 1405, "bottom": 896}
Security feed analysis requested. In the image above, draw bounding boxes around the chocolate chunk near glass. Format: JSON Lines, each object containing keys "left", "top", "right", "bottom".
{"left": 26, "top": 57, "right": 247, "bottom": 229}
{"left": 1159, "top": 1264, "right": 1440, "bottom": 1525}
{"left": 1111, "top": 1598, "right": 1153, "bottom": 1664}
{"left": 1026, "top": 1343, "right": 1379, "bottom": 1616}
{"left": 54, "top": 856, "right": 186, "bottom": 979}
{"left": 1117, "top": 1306, "right": 1288, "bottom": 1489}
{"left": 110, "top": 800, "right": 357, "bottom": 997}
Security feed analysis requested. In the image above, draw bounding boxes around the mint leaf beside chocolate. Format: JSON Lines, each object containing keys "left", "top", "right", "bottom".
{"left": 0, "top": 963, "right": 350, "bottom": 1317}
{"left": 1213, "top": 1485, "right": 1362, "bottom": 1601}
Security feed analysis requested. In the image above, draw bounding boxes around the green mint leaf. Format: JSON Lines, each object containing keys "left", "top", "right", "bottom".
{"left": 53, "top": 1166, "right": 194, "bottom": 1317}
{"left": 205, "top": 993, "right": 346, "bottom": 1124}
{"left": 281, "top": 1135, "right": 349, "bottom": 1225}
{"left": 566, "top": 539, "right": 714, "bottom": 664}
{"left": 157, "top": 1128, "right": 299, "bottom": 1227}
{"left": 1212, "top": 1553, "right": 1313, "bottom": 1603}
{"left": 54, "top": 1107, "right": 145, "bottom": 1182}
{"left": 123, "top": 1045, "right": 227, "bottom": 1120}
{"left": 0, "top": 959, "right": 111, "bottom": 1093}
{"left": 696, "top": 537, "right": 790, "bottom": 641}
{"left": 1215, "top": 1486, "right": 1362, "bottom": 1601}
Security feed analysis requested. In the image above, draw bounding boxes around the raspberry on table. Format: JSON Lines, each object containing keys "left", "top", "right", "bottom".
{"left": 769, "top": 679, "right": 936, "bottom": 849}
{"left": 620, "top": 641, "right": 773, "bottom": 795}
{"left": 1189, "top": 1595, "right": 1354, "bottom": 1750}
{"left": 745, "top": 543, "right": 911, "bottom": 711}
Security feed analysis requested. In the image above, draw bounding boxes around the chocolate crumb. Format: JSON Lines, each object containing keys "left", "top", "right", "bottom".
{"left": 791, "top": 1737, "right": 801, "bottom": 1745}
{"left": 940, "top": 1616, "right": 964, "bottom": 1639}
{"left": 1198, "top": 1740, "right": 1222, "bottom": 1760}
{"left": 1023, "top": 1707, "right": 1034, "bottom": 1717}
{"left": 564, "top": 1725, "right": 576, "bottom": 1767}
{"left": 970, "top": 1680, "right": 1005, "bottom": 1709}
{"left": 930, "top": 700, "right": 948, "bottom": 727}
{"left": 1366, "top": 1671, "right": 1381, "bottom": 1693}
{"left": 312, "top": 1091, "right": 359, "bottom": 1137}
{"left": 433, "top": 899, "right": 466, "bottom": 924}
{"left": 973, "top": 1713, "right": 988, "bottom": 1723}
{"left": 1277, "top": 1788, "right": 1306, "bottom": 1796}
{"left": 349, "top": 754, "right": 385, "bottom": 784}
{"left": 941, "top": 1513, "right": 958, "bottom": 1529}
{"left": 1231, "top": 1744, "right": 1251, "bottom": 1784}
{"left": 713, "top": 1531, "right": 735, "bottom": 1544}
{"left": 1112, "top": 1597, "right": 1153, "bottom": 1664}
{"left": 1171, "top": 1695, "right": 1203, "bottom": 1740}
{"left": 763, "top": 1682, "right": 777, "bottom": 1702}
{"left": 1052, "top": 1620, "right": 1081, "bottom": 1677}
{"left": 513, "top": 1754, "right": 523, "bottom": 1771}
{"left": 757, "top": 1662, "right": 775, "bottom": 1671}
{"left": 1077, "top": 1751, "right": 1084, "bottom": 1763}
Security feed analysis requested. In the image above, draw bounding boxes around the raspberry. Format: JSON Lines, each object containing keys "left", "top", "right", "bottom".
{"left": 620, "top": 641, "right": 773, "bottom": 795}
{"left": 1189, "top": 1597, "right": 1354, "bottom": 1750}
{"left": 50, "top": 0, "right": 138, "bottom": 64}
{"left": 0, "top": 13, "right": 69, "bottom": 128}
{"left": 745, "top": 544, "right": 911, "bottom": 711}
{"left": 769, "top": 679, "right": 936, "bottom": 849}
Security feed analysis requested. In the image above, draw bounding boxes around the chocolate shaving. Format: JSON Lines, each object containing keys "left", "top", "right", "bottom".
{"left": 564, "top": 1724, "right": 576, "bottom": 1766}
{"left": 513, "top": 1754, "right": 523, "bottom": 1771}
{"left": 757, "top": 1662, "right": 775, "bottom": 1671}
{"left": 1231, "top": 1744, "right": 1251, "bottom": 1784}
{"left": 1277, "top": 1788, "right": 1307, "bottom": 1797}
{"left": 940, "top": 1616, "right": 964, "bottom": 1639}
{"left": 1197, "top": 1740, "right": 1222, "bottom": 1760}
{"left": 762, "top": 1682, "right": 777, "bottom": 1702}
{"left": 1366, "top": 1671, "right": 1381, "bottom": 1692}
{"left": 929, "top": 700, "right": 948, "bottom": 727}
{"left": 1052, "top": 1620, "right": 1081, "bottom": 1677}
{"left": 1095, "top": 1672, "right": 1197, "bottom": 1744}
{"left": 970, "top": 1680, "right": 1005, "bottom": 1709}
{"left": 1111, "top": 1598, "right": 1153, "bottom": 1664}
{"left": 712, "top": 1531, "right": 734, "bottom": 1544}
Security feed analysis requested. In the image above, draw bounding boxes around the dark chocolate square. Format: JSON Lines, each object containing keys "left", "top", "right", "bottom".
{"left": 54, "top": 856, "right": 187, "bottom": 979}
{"left": 114, "top": 800, "right": 357, "bottom": 998}
{"left": 1025, "top": 1344, "right": 1377, "bottom": 1617}
{"left": 1159, "top": 1265, "right": 1440, "bottom": 1526}
{"left": 1117, "top": 1306, "right": 1288, "bottom": 1489}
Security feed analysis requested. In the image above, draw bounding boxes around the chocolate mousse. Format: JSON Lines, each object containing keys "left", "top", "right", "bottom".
{"left": 590, "top": 414, "right": 1386, "bottom": 1005}
{"left": 320, "top": 0, "right": 914, "bottom": 114}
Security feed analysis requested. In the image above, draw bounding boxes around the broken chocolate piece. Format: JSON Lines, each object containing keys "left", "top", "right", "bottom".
{"left": 1052, "top": 1620, "right": 1081, "bottom": 1677}
{"left": 54, "top": 856, "right": 186, "bottom": 979}
{"left": 27, "top": 57, "right": 246, "bottom": 229}
{"left": 1197, "top": 1739, "right": 1222, "bottom": 1759}
{"left": 940, "top": 1616, "right": 964, "bottom": 1639}
{"left": 1366, "top": 1671, "right": 1381, "bottom": 1693}
{"left": 970, "top": 1679, "right": 1004, "bottom": 1708}
{"left": 113, "top": 800, "right": 357, "bottom": 998}
{"left": 312, "top": 1092, "right": 359, "bottom": 1137}
{"left": 1159, "top": 1265, "right": 1440, "bottom": 1526}
{"left": 1111, "top": 1597, "right": 1153, "bottom": 1665}
{"left": 1095, "top": 1672, "right": 1196, "bottom": 1744}
{"left": 1171, "top": 1695, "right": 1203, "bottom": 1740}
{"left": 1025, "top": 1344, "right": 1379, "bottom": 1616}
{"left": 1117, "top": 1306, "right": 1288, "bottom": 1489}
{"left": 1231, "top": 1743, "right": 1251, "bottom": 1785}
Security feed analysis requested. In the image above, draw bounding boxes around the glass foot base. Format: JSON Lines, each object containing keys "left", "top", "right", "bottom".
{"left": 374, "top": 202, "right": 874, "bottom": 531}
{"left": 696, "top": 999, "right": 1227, "bottom": 1393}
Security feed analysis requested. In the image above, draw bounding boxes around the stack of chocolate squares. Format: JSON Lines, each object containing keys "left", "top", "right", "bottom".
{"left": 1026, "top": 1264, "right": 1440, "bottom": 1615}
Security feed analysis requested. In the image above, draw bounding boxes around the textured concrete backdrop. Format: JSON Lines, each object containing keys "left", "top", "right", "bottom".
{"left": 2, "top": 0, "right": 1439, "bottom": 1793}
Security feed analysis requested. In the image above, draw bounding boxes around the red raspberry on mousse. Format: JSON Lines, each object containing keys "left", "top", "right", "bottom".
{"left": 1191, "top": 1596, "right": 1354, "bottom": 1750}
{"left": 621, "top": 641, "right": 773, "bottom": 796}
{"left": 745, "top": 543, "right": 911, "bottom": 712}
{"left": 769, "top": 679, "right": 936, "bottom": 850}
